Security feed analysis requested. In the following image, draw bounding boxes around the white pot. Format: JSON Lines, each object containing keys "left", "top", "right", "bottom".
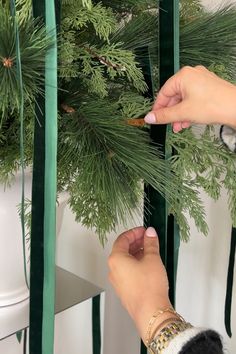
{"left": 0, "top": 171, "right": 69, "bottom": 308}
{"left": 0, "top": 172, "right": 31, "bottom": 307}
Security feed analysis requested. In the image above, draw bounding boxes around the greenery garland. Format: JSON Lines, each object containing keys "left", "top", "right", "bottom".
{"left": 1, "top": 0, "right": 236, "bottom": 243}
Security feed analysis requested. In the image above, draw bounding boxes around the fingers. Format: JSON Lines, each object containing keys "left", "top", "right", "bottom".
{"left": 147, "top": 65, "right": 211, "bottom": 126}
{"left": 144, "top": 227, "right": 160, "bottom": 256}
{"left": 173, "top": 121, "right": 191, "bottom": 133}
{"left": 145, "top": 101, "right": 187, "bottom": 125}
{"left": 109, "top": 226, "right": 160, "bottom": 267}
{"left": 152, "top": 70, "right": 183, "bottom": 111}
{"left": 112, "top": 226, "right": 145, "bottom": 255}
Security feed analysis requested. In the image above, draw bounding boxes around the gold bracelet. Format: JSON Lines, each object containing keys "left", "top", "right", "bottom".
{"left": 149, "top": 317, "right": 183, "bottom": 342}
{"left": 145, "top": 307, "right": 185, "bottom": 346}
{"left": 148, "top": 321, "right": 193, "bottom": 354}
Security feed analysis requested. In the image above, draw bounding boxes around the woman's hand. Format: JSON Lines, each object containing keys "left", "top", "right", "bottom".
{"left": 108, "top": 227, "right": 175, "bottom": 342}
{"left": 144, "top": 65, "right": 236, "bottom": 132}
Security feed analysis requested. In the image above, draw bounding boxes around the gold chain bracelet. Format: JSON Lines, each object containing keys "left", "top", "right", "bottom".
{"left": 148, "top": 321, "right": 193, "bottom": 354}
{"left": 145, "top": 307, "right": 185, "bottom": 346}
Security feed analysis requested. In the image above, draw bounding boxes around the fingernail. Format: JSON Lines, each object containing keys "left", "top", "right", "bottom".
{"left": 182, "top": 122, "right": 190, "bottom": 129}
{"left": 144, "top": 112, "right": 156, "bottom": 124}
{"left": 173, "top": 128, "right": 180, "bottom": 133}
{"left": 146, "top": 227, "right": 157, "bottom": 238}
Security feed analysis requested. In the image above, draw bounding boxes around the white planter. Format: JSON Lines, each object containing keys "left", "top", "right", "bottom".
{"left": 0, "top": 172, "right": 31, "bottom": 307}
{"left": 0, "top": 172, "right": 69, "bottom": 308}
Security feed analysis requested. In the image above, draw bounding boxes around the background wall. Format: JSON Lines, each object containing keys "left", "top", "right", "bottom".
{"left": 0, "top": 0, "right": 236, "bottom": 353}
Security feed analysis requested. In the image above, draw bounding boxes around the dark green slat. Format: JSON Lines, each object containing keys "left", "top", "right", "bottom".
{"left": 92, "top": 295, "right": 101, "bottom": 354}
{"left": 30, "top": 7, "right": 46, "bottom": 354}
{"left": 23, "top": 329, "right": 27, "bottom": 354}
{"left": 140, "top": 2, "right": 180, "bottom": 353}
{"left": 29, "top": 96, "right": 45, "bottom": 354}
{"left": 159, "top": 0, "right": 180, "bottom": 307}
{"left": 225, "top": 227, "right": 236, "bottom": 337}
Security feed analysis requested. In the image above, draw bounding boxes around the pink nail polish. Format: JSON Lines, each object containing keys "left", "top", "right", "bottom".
{"left": 144, "top": 112, "right": 156, "bottom": 124}
{"left": 146, "top": 227, "right": 157, "bottom": 238}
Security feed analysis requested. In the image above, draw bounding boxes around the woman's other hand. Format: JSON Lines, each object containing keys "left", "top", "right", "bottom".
{"left": 108, "top": 227, "right": 175, "bottom": 341}
{"left": 144, "top": 65, "right": 236, "bottom": 132}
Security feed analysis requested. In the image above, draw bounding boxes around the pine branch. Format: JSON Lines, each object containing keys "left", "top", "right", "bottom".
{"left": 180, "top": 0, "right": 204, "bottom": 25}
{"left": 16, "top": 0, "right": 32, "bottom": 23}
{"left": 110, "top": 13, "right": 158, "bottom": 51}
{"left": 167, "top": 126, "right": 236, "bottom": 238}
{"left": 180, "top": 4, "right": 236, "bottom": 79}
{"left": 0, "top": 7, "right": 52, "bottom": 124}
{"left": 57, "top": 98, "right": 189, "bottom": 242}
{"left": 93, "top": 0, "right": 157, "bottom": 16}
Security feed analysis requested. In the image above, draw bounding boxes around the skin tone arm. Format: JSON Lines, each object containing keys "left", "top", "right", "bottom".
{"left": 108, "top": 227, "right": 178, "bottom": 342}
{"left": 108, "top": 66, "right": 236, "bottom": 344}
{"left": 144, "top": 65, "right": 236, "bottom": 132}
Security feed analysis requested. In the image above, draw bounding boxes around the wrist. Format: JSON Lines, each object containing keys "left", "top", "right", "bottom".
{"left": 132, "top": 300, "right": 178, "bottom": 342}
{"left": 144, "top": 311, "right": 180, "bottom": 344}
{"left": 214, "top": 84, "right": 236, "bottom": 127}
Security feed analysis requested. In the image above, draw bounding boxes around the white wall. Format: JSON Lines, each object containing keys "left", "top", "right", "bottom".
{"left": 202, "top": 0, "right": 233, "bottom": 10}
{"left": 55, "top": 208, "right": 141, "bottom": 354}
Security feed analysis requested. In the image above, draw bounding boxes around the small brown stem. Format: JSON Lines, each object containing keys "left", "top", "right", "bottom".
{"left": 2, "top": 57, "right": 13, "bottom": 68}
{"left": 127, "top": 118, "right": 145, "bottom": 127}
{"left": 61, "top": 103, "right": 76, "bottom": 113}
{"left": 84, "top": 46, "right": 126, "bottom": 71}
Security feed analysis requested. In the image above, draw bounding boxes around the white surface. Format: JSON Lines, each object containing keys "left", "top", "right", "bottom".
{"left": 202, "top": 0, "right": 234, "bottom": 10}
{"left": 177, "top": 189, "right": 236, "bottom": 353}
{"left": 0, "top": 173, "right": 30, "bottom": 307}
{"left": 55, "top": 209, "right": 140, "bottom": 354}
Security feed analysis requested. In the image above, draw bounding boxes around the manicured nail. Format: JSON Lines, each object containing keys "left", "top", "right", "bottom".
{"left": 146, "top": 227, "right": 157, "bottom": 238}
{"left": 144, "top": 112, "right": 156, "bottom": 124}
{"left": 173, "top": 127, "right": 180, "bottom": 133}
{"left": 182, "top": 122, "right": 190, "bottom": 129}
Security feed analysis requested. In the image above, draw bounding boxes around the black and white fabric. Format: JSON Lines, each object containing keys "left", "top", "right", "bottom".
{"left": 162, "top": 328, "right": 224, "bottom": 354}
{"left": 220, "top": 125, "right": 236, "bottom": 152}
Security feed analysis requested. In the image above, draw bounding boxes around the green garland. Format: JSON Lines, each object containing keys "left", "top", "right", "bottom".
{"left": 1, "top": 0, "right": 236, "bottom": 243}
{"left": 0, "top": 4, "right": 52, "bottom": 125}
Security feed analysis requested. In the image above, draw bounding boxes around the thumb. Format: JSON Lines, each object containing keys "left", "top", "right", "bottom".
{"left": 144, "top": 102, "right": 186, "bottom": 125}
{"left": 144, "top": 227, "right": 160, "bottom": 256}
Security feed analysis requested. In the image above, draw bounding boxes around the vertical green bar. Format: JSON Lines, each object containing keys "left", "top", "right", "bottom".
{"left": 42, "top": 1, "right": 58, "bottom": 353}
{"left": 30, "top": 1, "right": 46, "bottom": 352}
{"left": 141, "top": 2, "right": 180, "bottom": 352}
{"left": 174, "top": 0, "right": 180, "bottom": 73}
{"left": 225, "top": 227, "right": 236, "bottom": 337}
{"left": 92, "top": 295, "right": 101, "bottom": 354}
{"left": 158, "top": 0, "right": 180, "bottom": 306}
{"left": 171, "top": 0, "right": 180, "bottom": 304}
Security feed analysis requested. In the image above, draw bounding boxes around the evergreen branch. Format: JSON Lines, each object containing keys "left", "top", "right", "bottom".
{"left": 0, "top": 8, "right": 52, "bottom": 124}
{"left": 57, "top": 99, "right": 187, "bottom": 242}
{"left": 61, "top": 2, "right": 117, "bottom": 41}
{"left": 180, "top": 4, "right": 236, "bottom": 79}
{"left": 16, "top": 0, "right": 32, "bottom": 23}
{"left": 81, "top": 44, "right": 147, "bottom": 92}
{"left": 62, "top": 0, "right": 92, "bottom": 9}
{"left": 93, "top": 0, "right": 157, "bottom": 15}
{"left": 167, "top": 126, "right": 236, "bottom": 238}
{"left": 84, "top": 45, "right": 126, "bottom": 70}
{"left": 110, "top": 13, "right": 158, "bottom": 51}
{"left": 180, "top": 0, "right": 204, "bottom": 25}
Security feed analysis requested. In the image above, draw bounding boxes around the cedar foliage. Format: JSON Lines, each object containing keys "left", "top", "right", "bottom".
{"left": 0, "top": 0, "right": 236, "bottom": 243}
